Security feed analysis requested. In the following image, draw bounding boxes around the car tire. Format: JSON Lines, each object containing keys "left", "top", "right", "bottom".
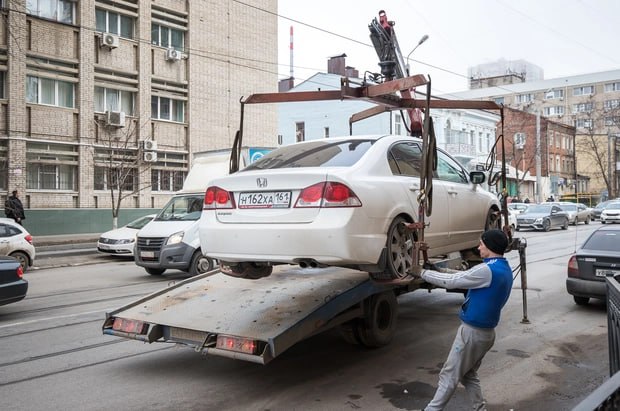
{"left": 356, "top": 291, "right": 398, "bottom": 348}
{"left": 573, "top": 296, "right": 589, "bottom": 305}
{"left": 376, "top": 216, "right": 414, "bottom": 281}
{"left": 561, "top": 219, "right": 569, "bottom": 230}
{"left": 145, "top": 267, "right": 165, "bottom": 276}
{"left": 188, "top": 250, "right": 215, "bottom": 276}
{"left": 221, "top": 262, "right": 273, "bottom": 280}
{"left": 543, "top": 219, "right": 551, "bottom": 232}
{"left": 10, "top": 251, "right": 29, "bottom": 271}
{"left": 585, "top": 217, "right": 590, "bottom": 225}
{"left": 485, "top": 208, "right": 501, "bottom": 230}
{"left": 602, "top": 220, "right": 606, "bottom": 224}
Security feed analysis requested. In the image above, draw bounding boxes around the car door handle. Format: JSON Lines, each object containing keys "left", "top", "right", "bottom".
{"left": 409, "top": 184, "right": 420, "bottom": 191}
{"left": 447, "top": 190, "right": 458, "bottom": 195}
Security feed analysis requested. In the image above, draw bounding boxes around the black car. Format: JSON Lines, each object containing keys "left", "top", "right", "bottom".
{"left": 0, "top": 256, "right": 28, "bottom": 307}
{"left": 566, "top": 225, "right": 620, "bottom": 305}
{"left": 591, "top": 200, "right": 612, "bottom": 220}
{"left": 516, "top": 204, "right": 569, "bottom": 232}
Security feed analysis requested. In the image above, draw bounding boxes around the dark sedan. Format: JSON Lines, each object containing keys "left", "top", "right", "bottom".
{"left": 591, "top": 200, "right": 611, "bottom": 220}
{"left": 0, "top": 256, "right": 28, "bottom": 307}
{"left": 516, "top": 203, "right": 569, "bottom": 232}
{"left": 567, "top": 225, "right": 620, "bottom": 305}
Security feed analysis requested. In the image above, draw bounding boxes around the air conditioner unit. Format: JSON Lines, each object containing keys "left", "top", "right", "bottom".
{"left": 165, "top": 48, "right": 182, "bottom": 61}
{"left": 100, "top": 32, "right": 120, "bottom": 49}
{"left": 144, "top": 152, "right": 158, "bottom": 162}
{"left": 106, "top": 111, "right": 125, "bottom": 127}
{"left": 142, "top": 140, "right": 158, "bottom": 151}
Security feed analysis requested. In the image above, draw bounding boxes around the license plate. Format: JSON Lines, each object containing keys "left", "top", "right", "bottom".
{"left": 140, "top": 251, "right": 155, "bottom": 258}
{"left": 238, "top": 191, "right": 291, "bottom": 209}
{"left": 596, "top": 268, "right": 620, "bottom": 277}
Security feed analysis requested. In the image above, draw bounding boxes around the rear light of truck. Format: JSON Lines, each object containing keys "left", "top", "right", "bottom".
{"left": 112, "top": 318, "right": 148, "bottom": 335}
{"left": 216, "top": 334, "right": 258, "bottom": 355}
{"left": 295, "top": 182, "right": 362, "bottom": 208}
{"left": 567, "top": 255, "right": 579, "bottom": 277}
{"left": 204, "top": 186, "right": 236, "bottom": 209}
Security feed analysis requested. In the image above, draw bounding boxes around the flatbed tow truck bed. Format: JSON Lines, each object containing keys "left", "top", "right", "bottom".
{"left": 103, "top": 266, "right": 428, "bottom": 364}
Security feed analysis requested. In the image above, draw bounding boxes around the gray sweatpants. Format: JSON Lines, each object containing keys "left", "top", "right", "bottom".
{"left": 425, "top": 323, "right": 495, "bottom": 411}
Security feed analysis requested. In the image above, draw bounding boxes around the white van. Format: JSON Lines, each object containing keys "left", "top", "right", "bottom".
{"left": 134, "top": 148, "right": 272, "bottom": 276}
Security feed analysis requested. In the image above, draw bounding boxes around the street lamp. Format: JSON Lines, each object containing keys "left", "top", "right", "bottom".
{"left": 406, "top": 34, "right": 429, "bottom": 76}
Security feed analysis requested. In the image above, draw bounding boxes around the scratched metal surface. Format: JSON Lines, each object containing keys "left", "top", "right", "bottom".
{"left": 114, "top": 266, "right": 369, "bottom": 341}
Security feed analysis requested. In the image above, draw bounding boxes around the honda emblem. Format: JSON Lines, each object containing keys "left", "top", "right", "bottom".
{"left": 257, "top": 178, "right": 268, "bottom": 188}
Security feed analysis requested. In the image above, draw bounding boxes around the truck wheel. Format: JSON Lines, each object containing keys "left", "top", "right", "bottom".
{"left": 338, "top": 320, "right": 363, "bottom": 345}
{"left": 375, "top": 216, "right": 414, "bottom": 281}
{"left": 189, "top": 251, "right": 214, "bottom": 276}
{"left": 357, "top": 291, "right": 398, "bottom": 348}
{"left": 145, "top": 268, "right": 165, "bottom": 276}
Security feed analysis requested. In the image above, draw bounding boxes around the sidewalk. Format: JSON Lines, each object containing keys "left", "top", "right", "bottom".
{"left": 33, "top": 233, "right": 101, "bottom": 247}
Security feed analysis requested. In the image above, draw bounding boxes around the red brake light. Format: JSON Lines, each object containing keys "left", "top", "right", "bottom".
{"left": 16, "top": 265, "right": 23, "bottom": 279}
{"left": 295, "top": 182, "right": 362, "bottom": 208}
{"left": 25, "top": 234, "right": 33, "bottom": 244}
{"left": 204, "top": 186, "right": 236, "bottom": 209}
{"left": 567, "top": 255, "right": 579, "bottom": 277}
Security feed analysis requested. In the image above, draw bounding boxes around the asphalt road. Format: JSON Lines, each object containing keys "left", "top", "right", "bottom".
{"left": 0, "top": 223, "right": 612, "bottom": 410}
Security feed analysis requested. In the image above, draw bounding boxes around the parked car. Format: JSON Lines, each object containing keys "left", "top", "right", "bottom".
{"left": 601, "top": 201, "right": 620, "bottom": 224}
{"left": 98, "top": 214, "right": 156, "bottom": 256}
{"left": 567, "top": 225, "right": 620, "bottom": 305}
{"left": 516, "top": 203, "right": 569, "bottom": 232}
{"left": 0, "top": 218, "right": 35, "bottom": 271}
{"left": 508, "top": 202, "right": 529, "bottom": 214}
{"left": 558, "top": 202, "right": 591, "bottom": 225}
{"left": 199, "top": 135, "right": 501, "bottom": 281}
{"left": 0, "top": 256, "right": 28, "bottom": 306}
{"left": 591, "top": 200, "right": 612, "bottom": 220}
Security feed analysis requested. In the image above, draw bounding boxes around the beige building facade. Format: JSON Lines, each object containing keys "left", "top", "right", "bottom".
{"left": 0, "top": 0, "right": 277, "bottom": 210}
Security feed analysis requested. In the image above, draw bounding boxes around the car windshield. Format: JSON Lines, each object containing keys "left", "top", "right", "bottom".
{"left": 525, "top": 204, "right": 551, "bottom": 213}
{"left": 595, "top": 202, "right": 609, "bottom": 210}
{"left": 606, "top": 202, "right": 620, "bottom": 210}
{"left": 156, "top": 195, "right": 204, "bottom": 221}
{"left": 583, "top": 230, "right": 620, "bottom": 252}
{"left": 126, "top": 215, "right": 154, "bottom": 229}
{"left": 560, "top": 204, "right": 576, "bottom": 212}
{"left": 243, "top": 139, "right": 375, "bottom": 170}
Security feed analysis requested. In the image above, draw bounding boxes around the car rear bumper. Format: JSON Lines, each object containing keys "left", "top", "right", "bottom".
{"left": 0, "top": 279, "right": 28, "bottom": 306}
{"left": 566, "top": 277, "right": 607, "bottom": 299}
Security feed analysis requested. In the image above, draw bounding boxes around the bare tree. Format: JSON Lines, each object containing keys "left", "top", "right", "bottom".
{"left": 93, "top": 117, "right": 154, "bottom": 229}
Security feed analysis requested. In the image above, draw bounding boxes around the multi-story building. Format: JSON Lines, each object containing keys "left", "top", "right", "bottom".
{"left": 448, "top": 67, "right": 620, "bottom": 199}
{"left": 0, "top": 0, "right": 277, "bottom": 211}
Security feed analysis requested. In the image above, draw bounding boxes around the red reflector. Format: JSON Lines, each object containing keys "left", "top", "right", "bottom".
{"left": 112, "top": 318, "right": 147, "bottom": 334}
{"left": 216, "top": 335, "right": 258, "bottom": 355}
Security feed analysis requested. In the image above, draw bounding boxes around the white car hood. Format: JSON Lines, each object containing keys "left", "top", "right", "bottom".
{"left": 138, "top": 220, "right": 196, "bottom": 237}
{"left": 100, "top": 226, "right": 139, "bottom": 241}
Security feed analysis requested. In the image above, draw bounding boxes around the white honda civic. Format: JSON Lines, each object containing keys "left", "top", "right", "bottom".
{"left": 199, "top": 135, "right": 500, "bottom": 280}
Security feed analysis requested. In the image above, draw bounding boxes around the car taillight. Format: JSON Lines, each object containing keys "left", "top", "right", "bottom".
{"left": 204, "top": 186, "right": 236, "bottom": 209}
{"left": 25, "top": 234, "right": 33, "bottom": 245}
{"left": 295, "top": 182, "right": 362, "bottom": 208}
{"left": 567, "top": 255, "right": 579, "bottom": 277}
{"left": 16, "top": 266, "right": 23, "bottom": 279}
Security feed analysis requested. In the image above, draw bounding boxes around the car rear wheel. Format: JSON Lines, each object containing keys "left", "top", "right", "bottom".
{"left": 573, "top": 296, "right": 589, "bottom": 305}
{"left": 145, "top": 267, "right": 165, "bottom": 276}
{"left": 585, "top": 216, "right": 590, "bottom": 225}
{"left": 188, "top": 250, "right": 215, "bottom": 276}
{"left": 376, "top": 216, "right": 414, "bottom": 280}
{"left": 561, "top": 219, "right": 569, "bottom": 230}
{"left": 485, "top": 208, "right": 501, "bottom": 230}
{"left": 10, "top": 251, "right": 29, "bottom": 271}
{"left": 221, "top": 262, "right": 273, "bottom": 280}
{"left": 543, "top": 219, "right": 551, "bottom": 232}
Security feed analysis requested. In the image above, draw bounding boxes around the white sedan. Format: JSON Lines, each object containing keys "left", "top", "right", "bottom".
{"left": 98, "top": 214, "right": 156, "bottom": 256}
{"left": 199, "top": 135, "right": 500, "bottom": 280}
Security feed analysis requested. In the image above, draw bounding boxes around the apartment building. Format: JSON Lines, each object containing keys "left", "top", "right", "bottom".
{"left": 448, "top": 68, "right": 620, "bottom": 198}
{"left": 0, "top": 0, "right": 277, "bottom": 210}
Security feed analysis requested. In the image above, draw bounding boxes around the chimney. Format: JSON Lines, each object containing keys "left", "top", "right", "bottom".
{"left": 278, "top": 77, "right": 294, "bottom": 92}
{"left": 327, "top": 53, "right": 347, "bottom": 75}
{"left": 345, "top": 66, "right": 359, "bottom": 78}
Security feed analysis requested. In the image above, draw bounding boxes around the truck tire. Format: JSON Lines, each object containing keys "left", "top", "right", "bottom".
{"left": 338, "top": 320, "right": 363, "bottom": 345}
{"left": 145, "top": 267, "right": 165, "bottom": 276}
{"left": 372, "top": 216, "right": 414, "bottom": 281}
{"left": 357, "top": 291, "right": 398, "bottom": 348}
{"left": 189, "top": 251, "right": 214, "bottom": 276}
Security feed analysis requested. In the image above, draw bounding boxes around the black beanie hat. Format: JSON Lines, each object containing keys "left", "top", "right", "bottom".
{"left": 481, "top": 229, "right": 508, "bottom": 255}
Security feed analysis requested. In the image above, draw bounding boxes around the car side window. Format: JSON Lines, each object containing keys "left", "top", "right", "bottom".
{"left": 436, "top": 150, "right": 468, "bottom": 183}
{"left": 0, "top": 224, "right": 9, "bottom": 237}
{"left": 388, "top": 142, "right": 422, "bottom": 177}
{"left": 8, "top": 226, "right": 21, "bottom": 236}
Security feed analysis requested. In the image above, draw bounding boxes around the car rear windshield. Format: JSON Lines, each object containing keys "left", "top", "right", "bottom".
{"left": 243, "top": 139, "right": 375, "bottom": 170}
{"left": 583, "top": 230, "right": 620, "bottom": 252}
{"left": 525, "top": 205, "right": 550, "bottom": 213}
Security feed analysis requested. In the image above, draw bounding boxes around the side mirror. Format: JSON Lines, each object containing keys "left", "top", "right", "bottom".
{"left": 470, "top": 171, "right": 486, "bottom": 185}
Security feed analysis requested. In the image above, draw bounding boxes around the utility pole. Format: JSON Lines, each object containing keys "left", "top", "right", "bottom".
{"left": 535, "top": 111, "right": 542, "bottom": 203}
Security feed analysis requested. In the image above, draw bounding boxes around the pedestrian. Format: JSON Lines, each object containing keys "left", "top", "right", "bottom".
{"left": 415, "top": 229, "right": 513, "bottom": 411}
{"left": 5, "top": 190, "right": 26, "bottom": 225}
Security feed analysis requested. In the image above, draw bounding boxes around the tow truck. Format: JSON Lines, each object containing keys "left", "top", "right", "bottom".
{"left": 102, "top": 11, "right": 528, "bottom": 364}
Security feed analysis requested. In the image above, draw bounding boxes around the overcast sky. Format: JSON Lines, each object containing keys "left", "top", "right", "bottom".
{"left": 277, "top": 0, "right": 620, "bottom": 94}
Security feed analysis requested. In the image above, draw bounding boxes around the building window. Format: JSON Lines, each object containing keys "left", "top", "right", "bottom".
{"left": 94, "top": 166, "right": 136, "bottom": 191}
{"left": 0, "top": 72, "right": 5, "bottom": 99}
{"left": 604, "top": 82, "right": 620, "bottom": 92}
{"left": 26, "top": 0, "right": 75, "bottom": 24}
{"left": 151, "top": 169, "right": 185, "bottom": 192}
{"left": 573, "top": 86, "right": 594, "bottom": 96}
{"left": 604, "top": 116, "right": 620, "bottom": 126}
{"left": 544, "top": 106, "right": 565, "bottom": 116}
{"left": 515, "top": 94, "right": 533, "bottom": 103}
{"left": 545, "top": 89, "right": 564, "bottom": 100}
{"left": 295, "top": 122, "right": 305, "bottom": 142}
{"left": 394, "top": 113, "right": 403, "bottom": 135}
{"left": 574, "top": 119, "right": 593, "bottom": 129}
{"left": 26, "top": 75, "right": 74, "bottom": 108}
{"left": 494, "top": 96, "right": 504, "bottom": 105}
{"left": 151, "top": 23, "right": 185, "bottom": 51}
{"left": 96, "top": 8, "right": 134, "bottom": 39}
{"left": 604, "top": 99, "right": 620, "bottom": 110}
{"left": 95, "top": 87, "right": 135, "bottom": 115}
{"left": 572, "top": 102, "right": 594, "bottom": 113}
{"left": 26, "top": 143, "right": 78, "bottom": 190}
{"left": 151, "top": 96, "right": 185, "bottom": 122}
